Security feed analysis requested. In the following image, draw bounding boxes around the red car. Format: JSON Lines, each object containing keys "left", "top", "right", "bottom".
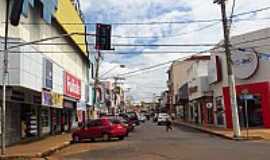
{"left": 72, "top": 118, "right": 128, "bottom": 143}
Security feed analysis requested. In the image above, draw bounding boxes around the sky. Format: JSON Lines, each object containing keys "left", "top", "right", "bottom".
{"left": 79, "top": 0, "right": 270, "bottom": 102}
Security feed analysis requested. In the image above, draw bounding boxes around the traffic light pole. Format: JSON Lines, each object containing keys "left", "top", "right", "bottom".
{"left": 215, "top": 0, "right": 241, "bottom": 138}
{"left": 1, "top": 0, "right": 10, "bottom": 155}
{"left": 94, "top": 50, "right": 101, "bottom": 118}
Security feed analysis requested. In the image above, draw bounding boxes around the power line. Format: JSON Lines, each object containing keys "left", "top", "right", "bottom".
{"left": 3, "top": 42, "right": 217, "bottom": 47}
{"left": 3, "top": 35, "right": 270, "bottom": 55}
{"left": 10, "top": 6, "right": 270, "bottom": 26}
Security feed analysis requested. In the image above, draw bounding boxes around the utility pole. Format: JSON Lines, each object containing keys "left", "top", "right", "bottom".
{"left": 214, "top": 0, "right": 241, "bottom": 137}
{"left": 1, "top": 0, "right": 10, "bottom": 155}
{"left": 94, "top": 50, "right": 101, "bottom": 118}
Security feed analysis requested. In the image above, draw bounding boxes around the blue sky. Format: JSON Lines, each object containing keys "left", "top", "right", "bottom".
{"left": 80, "top": 0, "right": 270, "bottom": 102}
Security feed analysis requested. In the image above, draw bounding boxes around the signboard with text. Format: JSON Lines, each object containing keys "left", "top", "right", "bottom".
{"left": 64, "top": 72, "right": 81, "bottom": 100}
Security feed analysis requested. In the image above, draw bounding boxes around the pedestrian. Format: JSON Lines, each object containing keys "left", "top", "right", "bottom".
{"left": 166, "top": 118, "right": 173, "bottom": 132}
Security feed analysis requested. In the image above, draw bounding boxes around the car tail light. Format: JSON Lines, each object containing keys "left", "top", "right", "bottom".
{"left": 117, "top": 125, "right": 123, "bottom": 129}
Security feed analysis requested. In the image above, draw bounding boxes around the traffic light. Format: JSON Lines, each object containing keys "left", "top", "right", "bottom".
{"left": 95, "top": 23, "right": 112, "bottom": 50}
{"left": 10, "top": 0, "right": 25, "bottom": 26}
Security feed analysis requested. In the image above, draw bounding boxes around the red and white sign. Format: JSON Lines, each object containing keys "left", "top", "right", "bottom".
{"left": 64, "top": 72, "right": 81, "bottom": 99}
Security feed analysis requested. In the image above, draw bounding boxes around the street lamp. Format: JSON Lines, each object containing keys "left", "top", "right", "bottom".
{"left": 100, "top": 64, "right": 126, "bottom": 78}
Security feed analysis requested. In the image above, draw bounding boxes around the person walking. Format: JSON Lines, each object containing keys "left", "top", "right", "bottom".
{"left": 166, "top": 118, "right": 173, "bottom": 132}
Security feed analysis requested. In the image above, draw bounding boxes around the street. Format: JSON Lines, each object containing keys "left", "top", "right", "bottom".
{"left": 48, "top": 121, "right": 270, "bottom": 160}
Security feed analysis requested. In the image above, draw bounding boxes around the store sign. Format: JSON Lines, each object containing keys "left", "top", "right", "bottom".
{"left": 64, "top": 72, "right": 81, "bottom": 99}
{"left": 42, "top": 91, "right": 52, "bottom": 106}
{"left": 22, "top": 0, "right": 58, "bottom": 24}
{"left": 208, "top": 55, "right": 222, "bottom": 84}
{"left": 231, "top": 51, "right": 259, "bottom": 79}
{"left": 43, "top": 58, "right": 53, "bottom": 90}
{"left": 52, "top": 92, "right": 63, "bottom": 108}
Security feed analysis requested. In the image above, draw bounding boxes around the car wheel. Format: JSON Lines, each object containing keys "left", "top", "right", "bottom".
{"left": 102, "top": 133, "right": 110, "bottom": 141}
{"left": 119, "top": 136, "right": 125, "bottom": 140}
{"left": 73, "top": 135, "right": 80, "bottom": 143}
{"left": 157, "top": 122, "right": 160, "bottom": 125}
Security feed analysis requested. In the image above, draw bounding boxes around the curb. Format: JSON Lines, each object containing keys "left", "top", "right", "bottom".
{"left": 173, "top": 121, "right": 263, "bottom": 141}
{"left": 0, "top": 141, "right": 71, "bottom": 160}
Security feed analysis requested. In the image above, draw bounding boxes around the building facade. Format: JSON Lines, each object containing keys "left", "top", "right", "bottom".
{"left": 210, "top": 27, "right": 270, "bottom": 129}
{"left": 0, "top": 0, "right": 93, "bottom": 145}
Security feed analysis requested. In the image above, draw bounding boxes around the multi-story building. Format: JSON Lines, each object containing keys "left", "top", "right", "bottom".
{"left": 186, "top": 56, "right": 212, "bottom": 126}
{"left": 209, "top": 27, "right": 270, "bottom": 129}
{"left": 0, "top": 0, "right": 93, "bottom": 145}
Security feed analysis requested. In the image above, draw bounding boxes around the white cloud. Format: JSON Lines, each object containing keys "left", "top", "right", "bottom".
{"left": 81, "top": 0, "right": 270, "bottom": 102}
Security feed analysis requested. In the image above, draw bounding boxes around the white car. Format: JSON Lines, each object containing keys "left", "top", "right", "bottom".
{"left": 157, "top": 113, "right": 170, "bottom": 125}
{"left": 139, "top": 113, "right": 146, "bottom": 123}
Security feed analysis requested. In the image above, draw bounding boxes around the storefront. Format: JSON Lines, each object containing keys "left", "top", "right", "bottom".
{"left": 63, "top": 72, "right": 81, "bottom": 131}
{"left": 50, "top": 92, "right": 64, "bottom": 134}
{"left": 210, "top": 30, "right": 270, "bottom": 129}
{"left": 177, "top": 83, "right": 189, "bottom": 121}
{"left": 223, "top": 82, "right": 270, "bottom": 128}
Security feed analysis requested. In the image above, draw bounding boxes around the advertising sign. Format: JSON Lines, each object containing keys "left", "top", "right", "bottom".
{"left": 43, "top": 58, "right": 53, "bottom": 90}
{"left": 64, "top": 72, "right": 81, "bottom": 99}
{"left": 42, "top": 90, "right": 52, "bottom": 106}
{"left": 231, "top": 51, "right": 259, "bottom": 79}
{"left": 52, "top": 92, "right": 63, "bottom": 108}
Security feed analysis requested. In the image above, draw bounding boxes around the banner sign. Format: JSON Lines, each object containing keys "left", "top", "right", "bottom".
{"left": 64, "top": 72, "right": 81, "bottom": 99}
{"left": 52, "top": 92, "right": 63, "bottom": 108}
{"left": 43, "top": 58, "right": 53, "bottom": 90}
{"left": 42, "top": 91, "right": 52, "bottom": 106}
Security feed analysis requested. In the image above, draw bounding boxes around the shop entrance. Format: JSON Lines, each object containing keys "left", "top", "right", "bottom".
{"left": 238, "top": 95, "right": 263, "bottom": 128}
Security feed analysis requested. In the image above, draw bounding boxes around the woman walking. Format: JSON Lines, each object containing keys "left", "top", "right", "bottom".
{"left": 166, "top": 118, "right": 173, "bottom": 132}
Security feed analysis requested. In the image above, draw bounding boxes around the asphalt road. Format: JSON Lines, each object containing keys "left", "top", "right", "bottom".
{"left": 48, "top": 121, "right": 270, "bottom": 160}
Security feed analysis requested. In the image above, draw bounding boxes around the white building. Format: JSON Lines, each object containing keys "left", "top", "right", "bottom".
{"left": 0, "top": 0, "right": 93, "bottom": 145}
{"left": 209, "top": 27, "right": 270, "bottom": 129}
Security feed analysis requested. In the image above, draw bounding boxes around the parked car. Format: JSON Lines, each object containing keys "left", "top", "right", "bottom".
{"left": 72, "top": 118, "right": 128, "bottom": 143}
{"left": 123, "top": 112, "right": 140, "bottom": 126}
{"left": 103, "top": 115, "right": 135, "bottom": 133}
{"left": 157, "top": 113, "right": 170, "bottom": 125}
{"left": 120, "top": 114, "right": 137, "bottom": 128}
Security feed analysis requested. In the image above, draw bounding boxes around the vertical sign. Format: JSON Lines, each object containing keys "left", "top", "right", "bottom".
{"left": 43, "top": 58, "right": 53, "bottom": 90}
{"left": 64, "top": 72, "right": 81, "bottom": 99}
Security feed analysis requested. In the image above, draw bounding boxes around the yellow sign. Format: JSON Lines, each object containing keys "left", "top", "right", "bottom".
{"left": 52, "top": 92, "right": 64, "bottom": 108}
{"left": 55, "top": 0, "right": 87, "bottom": 55}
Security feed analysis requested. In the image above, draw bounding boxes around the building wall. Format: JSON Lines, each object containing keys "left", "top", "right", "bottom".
{"left": 0, "top": 0, "right": 88, "bottom": 87}
{"left": 169, "top": 60, "right": 193, "bottom": 104}
{"left": 210, "top": 27, "right": 270, "bottom": 128}
{"left": 211, "top": 27, "right": 270, "bottom": 97}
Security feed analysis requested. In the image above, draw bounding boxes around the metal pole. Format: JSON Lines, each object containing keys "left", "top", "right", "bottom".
{"left": 244, "top": 98, "right": 249, "bottom": 139}
{"left": 2, "top": 0, "right": 10, "bottom": 155}
{"left": 94, "top": 50, "right": 101, "bottom": 118}
{"left": 216, "top": 0, "right": 241, "bottom": 138}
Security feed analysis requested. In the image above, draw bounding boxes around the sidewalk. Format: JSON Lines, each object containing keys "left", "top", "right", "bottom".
{"left": 0, "top": 133, "right": 72, "bottom": 160}
{"left": 174, "top": 120, "right": 270, "bottom": 141}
